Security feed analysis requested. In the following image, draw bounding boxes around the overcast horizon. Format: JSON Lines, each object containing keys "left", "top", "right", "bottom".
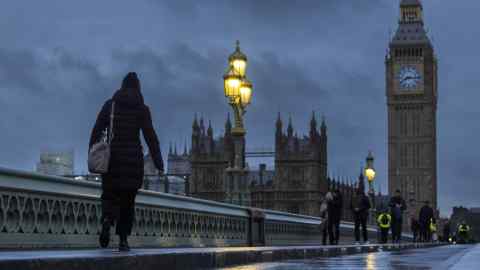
{"left": 1, "top": 0, "right": 479, "bottom": 216}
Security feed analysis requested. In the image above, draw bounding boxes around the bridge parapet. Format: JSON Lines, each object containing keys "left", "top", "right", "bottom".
{"left": 0, "top": 167, "right": 405, "bottom": 249}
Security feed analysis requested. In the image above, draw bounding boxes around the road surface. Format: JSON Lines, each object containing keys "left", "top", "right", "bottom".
{"left": 218, "top": 244, "right": 479, "bottom": 270}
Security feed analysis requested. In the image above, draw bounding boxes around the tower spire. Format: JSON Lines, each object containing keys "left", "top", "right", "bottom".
{"left": 276, "top": 112, "right": 283, "bottom": 133}
{"left": 225, "top": 113, "right": 232, "bottom": 134}
{"left": 287, "top": 114, "right": 293, "bottom": 137}
{"left": 320, "top": 115, "right": 327, "bottom": 136}
{"left": 392, "top": 0, "right": 430, "bottom": 46}
{"left": 310, "top": 110, "right": 317, "bottom": 137}
{"left": 200, "top": 115, "right": 205, "bottom": 135}
{"left": 193, "top": 113, "right": 199, "bottom": 129}
{"left": 207, "top": 120, "right": 213, "bottom": 137}
{"left": 184, "top": 138, "right": 188, "bottom": 155}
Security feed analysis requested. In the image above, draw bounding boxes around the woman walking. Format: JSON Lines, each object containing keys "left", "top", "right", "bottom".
{"left": 89, "top": 72, "right": 164, "bottom": 251}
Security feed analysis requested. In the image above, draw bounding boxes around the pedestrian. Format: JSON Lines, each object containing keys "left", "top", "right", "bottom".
{"left": 320, "top": 191, "right": 333, "bottom": 245}
{"left": 419, "top": 200, "right": 434, "bottom": 242}
{"left": 89, "top": 72, "right": 164, "bottom": 251}
{"left": 443, "top": 221, "right": 451, "bottom": 242}
{"left": 410, "top": 216, "right": 420, "bottom": 242}
{"left": 350, "top": 189, "right": 371, "bottom": 244}
{"left": 377, "top": 209, "right": 392, "bottom": 244}
{"left": 430, "top": 218, "right": 438, "bottom": 242}
{"left": 331, "top": 189, "right": 343, "bottom": 245}
{"left": 389, "top": 189, "right": 406, "bottom": 243}
{"left": 457, "top": 221, "right": 470, "bottom": 244}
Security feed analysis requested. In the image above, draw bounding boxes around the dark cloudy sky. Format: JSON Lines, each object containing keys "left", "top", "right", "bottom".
{"left": 0, "top": 0, "right": 478, "bottom": 216}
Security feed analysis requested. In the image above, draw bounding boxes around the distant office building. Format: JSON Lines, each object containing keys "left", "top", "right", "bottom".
{"left": 36, "top": 150, "right": 74, "bottom": 176}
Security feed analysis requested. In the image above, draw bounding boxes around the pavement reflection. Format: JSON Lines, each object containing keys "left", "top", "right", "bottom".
{"left": 217, "top": 245, "right": 475, "bottom": 270}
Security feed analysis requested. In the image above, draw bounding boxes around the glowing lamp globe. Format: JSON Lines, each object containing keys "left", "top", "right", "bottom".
{"left": 239, "top": 79, "right": 252, "bottom": 107}
{"left": 223, "top": 68, "right": 241, "bottom": 98}
{"left": 228, "top": 41, "right": 247, "bottom": 77}
{"left": 365, "top": 168, "right": 376, "bottom": 183}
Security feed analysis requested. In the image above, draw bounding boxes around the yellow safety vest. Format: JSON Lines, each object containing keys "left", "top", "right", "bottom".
{"left": 429, "top": 219, "right": 437, "bottom": 232}
{"left": 377, "top": 213, "right": 392, "bottom": 229}
{"left": 459, "top": 225, "right": 469, "bottom": 233}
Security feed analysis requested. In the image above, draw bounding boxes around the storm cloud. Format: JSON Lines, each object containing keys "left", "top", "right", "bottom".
{"left": 0, "top": 0, "right": 479, "bottom": 215}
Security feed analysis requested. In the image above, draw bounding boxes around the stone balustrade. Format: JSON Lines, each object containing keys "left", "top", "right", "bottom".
{"left": 0, "top": 167, "right": 404, "bottom": 249}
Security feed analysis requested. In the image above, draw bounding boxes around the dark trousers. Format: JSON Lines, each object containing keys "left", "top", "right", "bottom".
{"left": 420, "top": 224, "right": 431, "bottom": 242}
{"left": 380, "top": 228, "right": 389, "bottom": 244}
{"left": 322, "top": 219, "right": 335, "bottom": 245}
{"left": 322, "top": 222, "right": 328, "bottom": 245}
{"left": 332, "top": 218, "right": 340, "bottom": 244}
{"left": 391, "top": 219, "right": 402, "bottom": 242}
{"left": 412, "top": 229, "right": 418, "bottom": 242}
{"left": 354, "top": 214, "right": 368, "bottom": 242}
{"left": 101, "top": 188, "right": 138, "bottom": 237}
{"left": 327, "top": 218, "right": 337, "bottom": 244}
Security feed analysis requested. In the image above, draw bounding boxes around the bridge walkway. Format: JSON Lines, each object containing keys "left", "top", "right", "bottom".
{"left": 0, "top": 243, "right": 442, "bottom": 270}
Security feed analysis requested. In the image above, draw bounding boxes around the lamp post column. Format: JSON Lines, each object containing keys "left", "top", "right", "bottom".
{"left": 223, "top": 41, "right": 253, "bottom": 206}
{"left": 365, "top": 151, "right": 376, "bottom": 226}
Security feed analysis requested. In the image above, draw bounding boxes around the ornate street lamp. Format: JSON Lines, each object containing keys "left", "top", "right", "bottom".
{"left": 365, "top": 151, "right": 376, "bottom": 226}
{"left": 223, "top": 40, "right": 253, "bottom": 135}
{"left": 222, "top": 41, "right": 253, "bottom": 206}
{"left": 365, "top": 151, "right": 376, "bottom": 188}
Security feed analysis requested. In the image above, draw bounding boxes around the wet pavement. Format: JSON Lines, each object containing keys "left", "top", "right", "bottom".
{"left": 218, "top": 244, "right": 479, "bottom": 270}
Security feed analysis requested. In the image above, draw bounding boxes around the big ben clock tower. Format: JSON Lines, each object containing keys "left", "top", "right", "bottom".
{"left": 386, "top": 0, "right": 438, "bottom": 219}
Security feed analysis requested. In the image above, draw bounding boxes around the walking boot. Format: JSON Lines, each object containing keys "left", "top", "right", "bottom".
{"left": 99, "top": 217, "right": 111, "bottom": 248}
{"left": 118, "top": 235, "right": 130, "bottom": 252}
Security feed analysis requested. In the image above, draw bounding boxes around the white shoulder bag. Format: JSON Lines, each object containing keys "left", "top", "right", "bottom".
{"left": 88, "top": 101, "right": 115, "bottom": 174}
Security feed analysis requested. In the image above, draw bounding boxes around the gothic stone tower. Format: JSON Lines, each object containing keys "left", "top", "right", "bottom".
{"left": 386, "top": 0, "right": 438, "bottom": 217}
{"left": 272, "top": 113, "right": 328, "bottom": 216}
{"left": 189, "top": 115, "right": 234, "bottom": 202}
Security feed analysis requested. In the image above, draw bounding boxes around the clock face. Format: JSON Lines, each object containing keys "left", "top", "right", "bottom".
{"left": 397, "top": 66, "right": 422, "bottom": 90}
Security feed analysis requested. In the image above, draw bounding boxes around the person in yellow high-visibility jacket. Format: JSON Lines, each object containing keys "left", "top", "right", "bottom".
{"left": 457, "top": 222, "right": 470, "bottom": 244}
{"left": 377, "top": 212, "right": 392, "bottom": 244}
{"left": 429, "top": 218, "right": 438, "bottom": 242}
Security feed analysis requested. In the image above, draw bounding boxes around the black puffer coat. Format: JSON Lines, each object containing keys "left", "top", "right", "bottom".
{"left": 89, "top": 74, "right": 163, "bottom": 190}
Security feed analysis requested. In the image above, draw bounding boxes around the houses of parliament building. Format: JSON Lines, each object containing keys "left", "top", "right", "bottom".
{"left": 172, "top": 113, "right": 371, "bottom": 220}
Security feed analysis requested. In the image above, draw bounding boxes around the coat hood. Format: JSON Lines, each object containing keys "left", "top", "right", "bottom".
{"left": 112, "top": 72, "right": 144, "bottom": 107}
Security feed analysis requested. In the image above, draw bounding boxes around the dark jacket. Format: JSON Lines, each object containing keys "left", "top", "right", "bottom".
{"left": 410, "top": 218, "right": 420, "bottom": 232}
{"left": 443, "top": 223, "right": 451, "bottom": 238}
{"left": 329, "top": 191, "right": 343, "bottom": 222}
{"left": 419, "top": 205, "right": 434, "bottom": 225}
{"left": 89, "top": 86, "right": 164, "bottom": 190}
{"left": 350, "top": 193, "right": 371, "bottom": 218}
{"left": 389, "top": 195, "right": 407, "bottom": 220}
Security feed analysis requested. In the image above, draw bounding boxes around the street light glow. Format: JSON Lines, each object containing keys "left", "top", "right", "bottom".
{"left": 365, "top": 168, "right": 376, "bottom": 182}
{"left": 228, "top": 40, "right": 248, "bottom": 77}
{"left": 232, "top": 59, "right": 247, "bottom": 77}
{"left": 240, "top": 79, "right": 252, "bottom": 106}
{"left": 223, "top": 68, "right": 242, "bottom": 98}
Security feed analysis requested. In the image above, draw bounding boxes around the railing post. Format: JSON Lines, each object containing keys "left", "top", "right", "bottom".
{"left": 164, "top": 175, "right": 170, "bottom": 193}
{"left": 248, "top": 208, "right": 265, "bottom": 246}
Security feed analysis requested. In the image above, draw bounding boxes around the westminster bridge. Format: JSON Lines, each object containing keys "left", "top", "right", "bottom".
{"left": 1, "top": 166, "right": 479, "bottom": 269}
